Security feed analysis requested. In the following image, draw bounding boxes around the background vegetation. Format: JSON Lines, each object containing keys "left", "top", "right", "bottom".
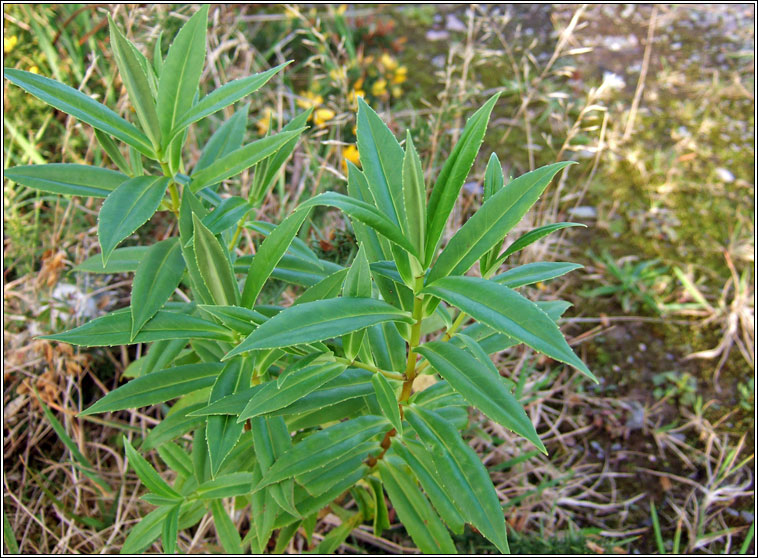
{"left": 3, "top": 4, "right": 754, "bottom": 554}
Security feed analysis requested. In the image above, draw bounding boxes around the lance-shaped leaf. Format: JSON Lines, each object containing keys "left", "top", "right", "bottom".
{"left": 402, "top": 132, "right": 426, "bottom": 255}
{"left": 74, "top": 246, "right": 147, "bottom": 274}
{"left": 194, "top": 104, "right": 248, "bottom": 176}
{"left": 40, "top": 308, "right": 233, "bottom": 346}
{"left": 393, "top": 440, "right": 466, "bottom": 534}
{"left": 415, "top": 341, "right": 545, "bottom": 453}
{"left": 192, "top": 214, "right": 240, "bottom": 306}
{"left": 157, "top": 5, "right": 208, "bottom": 150}
{"left": 206, "top": 357, "right": 252, "bottom": 476}
{"left": 250, "top": 416, "right": 298, "bottom": 516}
{"left": 108, "top": 15, "right": 161, "bottom": 148}
{"left": 368, "top": 321, "right": 406, "bottom": 373}
{"left": 179, "top": 188, "right": 213, "bottom": 304}
{"left": 298, "top": 192, "right": 420, "bottom": 259}
{"left": 423, "top": 276, "right": 595, "bottom": 381}
{"left": 95, "top": 129, "right": 132, "bottom": 174}
{"left": 293, "top": 268, "right": 349, "bottom": 306}
{"left": 480, "top": 153, "right": 505, "bottom": 272}
{"left": 193, "top": 472, "right": 255, "bottom": 500}
{"left": 190, "top": 129, "right": 304, "bottom": 192}
{"left": 81, "top": 362, "right": 223, "bottom": 416}
{"left": 210, "top": 500, "right": 243, "bottom": 554}
{"left": 342, "top": 245, "right": 372, "bottom": 360}
{"left": 162, "top": 504, "right": 180, "bottom": 554}
{"left": 3, "top": 68, "right": 154, "bottom": 156}
{"left": 493, "top": 261, "right": 583, "bottom": 289}
{"left": 498, "top": 222, "right": 586, "bottom": 263}
{"left": 427, "top": 161, "right": 573, "bottom": 284}
{"left": 240, "top": 207, "right": 312, "bottom": 308}
{"left": 296, "top": 454, "right": 368, "bottom": 498}
{"left": 143, "top": 402, "right": 206, "bottom": 451}
{"left": 202, "top": 196, "right": 252, "bottom": 235}
{"left": 173, "top": 62, "right": 289, "bottom": 137}
{"left": 198, "top": 305, "right": 265, "bottom": 336}
{"left": 123, "top": 437, "right": 181, "bottom": 500}
{"left": 5, "top": 164, "right": 127, "bottom": 198}
{"left": 424, "top": 93, "right": 500, "bottom": 266}
{"left": 355, "top": 96, "right": 404, "bottom": 227}
{"left": 224, "top": 298, "right": 413, "bottom": 359}
{"left": 238, "top": 361, "right": 347, "bottom": 421}
{"left": 121, "top": 502, "right": 206, "bottom": 555}
{"left": 131, "top": 237, "right": 185, "bottom": 339}
{"left": 370, "top": 373, "right": 402, "bottom": 434}
{"left": 256, "top": 415, "right": 388, "bottom": 489}
{"left": 405, "top": 406, "right": 509, "bottom": 553}
{"left": 378, "top": 455, "right": 458, "bottom": 554}
{"left": 97, "top": 176, "right": 169, "bottom": 265}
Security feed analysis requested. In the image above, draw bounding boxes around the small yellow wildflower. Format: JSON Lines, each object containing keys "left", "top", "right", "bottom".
{"left": 371, "top": 78, "right": 387, "bottom": 97}
{"left": 257, "top": 107, "right": 273, "bottom": 135}
{"left": 329, "top": 66, "right": 347, "bottom": 83}
{"left": 380, "top": 53, "right": 398, "bottom": 71}
{"left": 296, "top": 90, "right": 323, "bottom": 110}
{"left": 392, "top": 65, "right": 407, "bottom": 84}
{"left": 342, "top": 144, "right": 360, "bottom": 171}
{"left": 391, "top": 85, "right": 403, "bottom": 98}
{"left": 314, "top": 108, "right": 335, "bottom": 128}
{"left": 29, "top": 65, "right": 40, "bottom": 74}
{"left": 347, "top": 89, "right": 365, "bottom": 105}
{"left": 4, "top": 35, "right": 18, "bottom": 54}
{"left": 336, "top": 4, "right": 347, "bottom": 15}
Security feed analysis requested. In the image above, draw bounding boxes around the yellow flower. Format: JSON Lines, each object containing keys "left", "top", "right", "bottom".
{"left": 257, "top": 107, "right": 273, "bottom": 135}
{"left": 342, "top": 144, "right": 360, "bottom": 171}
{"left": 347, "top": 89, "right": 365, "bottom": 105}
{"left": 29, "top": 65, "right": 40, "bottom": 74}
{"left": 391, "top": 85, "right": 403, "bottom": 98}
{"left": 353, "top": 77, "right": 364, "bottom": 91}
{"left": 392, "top": 66, "right": 407, "bottom": 84}
{"left": 380, "top": 53, "right": 398, "bottom": 71}
{"left": 336, "top": 4, "right": 347, "bottom": 15}
{"left": 371, "top": 79, "right": 387, "bottom": 97}
{"left": 4, "top": 35, "right": 18, "bottom": 54}
{"left": 314, "top": 108, "right": 335, "bottom": 128}
{"left": 296, "top": 90, "right": 323, "bottom": 110}
{"left": 329, "top": 66, "right": 347, "bottom": 83}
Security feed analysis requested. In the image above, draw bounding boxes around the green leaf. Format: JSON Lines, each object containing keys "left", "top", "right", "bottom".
{"left": 425, "top": 93, "right": 500, "bottom": 266}
{"left": 368, "top": 321, "right": 407, "bottom": 373}
{"left": 256, "top": 416, "right": 388, "bottom": 489}
{"left": 224, "top": 298, "right": 413, "bottom": 358}
{"left": 310, "top": 510, "right": 364, "bottom": 554}
{"left": 143, "top": 402, "right": 206, "bottom": 450}
{"left": 392, "top": 440, "right": 465, "bottom": 534}
{"left": 404, "top": 406, "right": 509, "bottom": 553}
{"left": 192, "top": 213, "right": 240, "bottom": 306}
{"left": 41, "top": 308, "right": 233, "bottom": 346}
{"left": 402, "top": 132, "right": 426, "bottom": 255}
{"left": 174, "top": 62, "right": 290, "bottom": 139}
{"left": 179, "top": 188, "right": 214, "bottom": 304}
{"left": 483, "top": 152, "right": 504, "bottom": 201}
{"left": 210, "top": 499, "right": 243, "bottom": 554}
{"left": 296, "top": 454, "right": 368, "bottom": 497}
{"left": 423, "top": 276, "right": 595, "bottom": 381}
{"left": 81, "top": 362, "right": 223, "bottom": 415}
{"left": 98, "top": 175, "right": 169, "bottom": 265}
{"left": 157, "top": 5, "right": 208, "bottom": 150}
{"left": 190, "top": 129, "right": 305, "bottom": 192}
{"left": 355, "top": 97, "right": 405, "bottom": 227}
{"left": 161, "top": 503, "right": 180, "bottom": 554}
{"left": 3, "top": 68, "right": 154, "bottom": 156}
{"left": 202, "top": 196, "right": 252, "bottom": 235}
{"left": 238, "top": 361, "right": 346, "bottom": 421}
{"left": 198, "top": 304, "right": 265, "bottom": 336}
{"left": 250, "top": 107, "right": 313, "bottom": 204}
{"left": 498, "top": 222, "right": 586, "bottom": 262}
{"left": 240, "top": 207, "right": 312, "bottom": 307}
{"left": 193, "top": 472, "right": 255, "bottom": 500}
{"left": 153, "top": 31, "right": 164, "bottom": 75}
{"left": 5, "top": 163, "right": 128, "bottom": 198}
{"left": 95, "top": 129, "right": 132, "bottom": 175}
{"left": 250, "top": 416, "right": 298, "bottom": 516}
{"left": 156, "top": 443, "right": 193, "bottom": 479}
{"left": 194, "top": 104, "right": 248, "bottom": 176}
{"left": 108, "top": 15, "right": 161, "bottom": 147}
{"left": 427, "top": 162, "right": 573, "bottom": 284}
{"left": 370, "top": 373, "right": 402, "bottom": 434}
{"left": 415, "top": 341, "right": 545, "bottom": 453}
{"left": 206, "top": 357, "right": 252, "bottom": 476}
{"left": 378, "top": 455, "right": 457, "bottom": 554}
{"left": 124, "top": 437, "right": 181, "bottom": 500}
{"left": 293, "top": 268, "right": 349, "bottom": 306}
{"left": 492, "top": 261, "right": 583, "bottom": 289}
{"left": 131, "top": 238, "right": 185, "bottom": 339}
{"left": 120, "top": 502, "right": 206, "bottom": 554}
{"left": 342, "top": 245, "right": 372, "bottom": 360}
{"left": 74, "top": 246, "right": 147, "bottom": 274}
{"left": 298, "top": 192, "right": 420, "bottom": 259}
{"left": 368, "top": 476, "right": 390, "bottom": 537}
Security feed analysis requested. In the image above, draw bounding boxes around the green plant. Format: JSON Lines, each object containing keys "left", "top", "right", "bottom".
{"left": 5, "top": 5, "right": 595, "bottom": 553}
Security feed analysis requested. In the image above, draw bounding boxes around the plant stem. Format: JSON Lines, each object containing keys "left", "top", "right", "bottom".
{"left": 160, "top": 161, "right": 181, "bottom": 216}
{"left": 228, "top": 208, "right": 252, "bottom": 252}
{"left": 400, "top": 277, "right": 425, "bottom": 402}
{"left": 334, "top": 357, "right": 404, "bottom": 381}
{"left": 442, "top": 310, "right": 467, "bottom": 341}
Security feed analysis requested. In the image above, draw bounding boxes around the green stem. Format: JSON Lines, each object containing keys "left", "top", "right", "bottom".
{"left": 400, "top": 277, "right": 425, "bottom": 402}
{"left": 442, "top": 310, "right": 467, "bottom": 341}
{"left": 228, "top": 208, "right": 252, "bottom": 252}
{"left": 334, "top": 356, "right": 404, "bottom": 381}
{"left": 160, "top": 161, "right": 180, "bottom": 216}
